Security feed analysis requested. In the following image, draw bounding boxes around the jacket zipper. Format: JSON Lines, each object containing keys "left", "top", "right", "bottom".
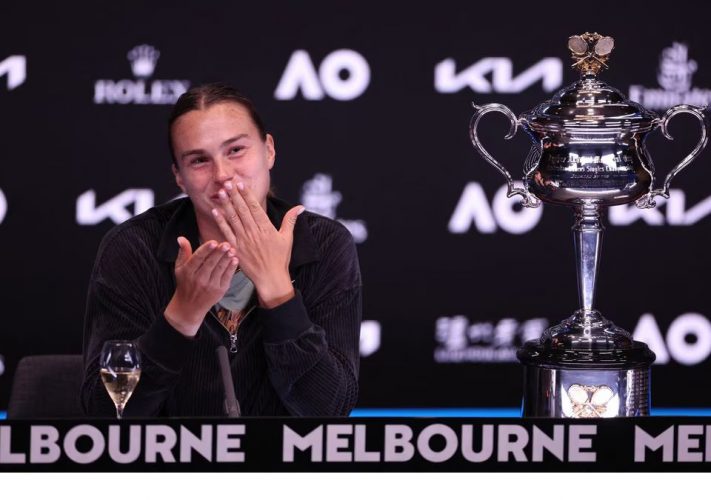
{"left": 210, "top": 305, "right": 256, "bottom": 354}
{"left": 209, "top": 279, "right": 293, "bottom": 353}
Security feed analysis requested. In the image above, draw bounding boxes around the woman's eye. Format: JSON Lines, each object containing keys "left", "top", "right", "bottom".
{"left": 229, "top": 146, "right": 243, "bottom": 155}
{"left": 190, "top": 157, "right": 208, "bottom": 166}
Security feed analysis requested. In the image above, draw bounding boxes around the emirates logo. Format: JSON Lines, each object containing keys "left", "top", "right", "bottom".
{"left": 629, "top": 42, "right": 711, "bottom": 111}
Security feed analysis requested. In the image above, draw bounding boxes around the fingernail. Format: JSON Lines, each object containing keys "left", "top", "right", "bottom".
{"left": 237, "top": 182, "right": 245, "bottom": 191}
{"left": 218, "top": 190, "right": 227, "bottom": 199}
{"left": 297, "top": 206, "right": 305, "bottom": 215}
{"left": 211, "top": 208, "right": 219, "bottom": 217}
{"left": 224, "top": 181, "right": 233, "bottom": 190}
{"left": 209, "top": 241, "right": 217, "bottom": 249}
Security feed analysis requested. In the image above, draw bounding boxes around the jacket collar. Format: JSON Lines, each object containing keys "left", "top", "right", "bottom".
{"left": 157, "top": 197, "right": 320, "bottom": 272}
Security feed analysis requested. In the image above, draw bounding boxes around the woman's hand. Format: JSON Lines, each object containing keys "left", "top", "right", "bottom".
{"left": 164, "top": 237, "right": 239, "bottom": 337}
{"left": 211, "top": 181, "right": 304, "bottom": 309}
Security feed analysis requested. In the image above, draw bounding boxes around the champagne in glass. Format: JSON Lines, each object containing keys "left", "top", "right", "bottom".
{"left": 99, "top": 340, "right": 141, "bottom": 419}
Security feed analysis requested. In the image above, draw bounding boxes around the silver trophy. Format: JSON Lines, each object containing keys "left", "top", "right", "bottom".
{"left": 470, "top": 33, "right": 709, "bottom": 417}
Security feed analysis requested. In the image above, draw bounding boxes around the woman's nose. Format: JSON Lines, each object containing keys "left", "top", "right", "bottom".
{"left": 213, "top": 158, "right": 233, "bottom": 183}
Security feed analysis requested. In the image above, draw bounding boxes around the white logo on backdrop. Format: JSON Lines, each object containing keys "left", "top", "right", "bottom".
{"left": 360, "top": 321, "right": 381, "bottom": 357}
{"left": 0, "top": 188, "right": 7, "bottom": 224}
{"left": 450, "top": 184, "right": 711, "bottom": 234}
{"left": 275, "top": 49, "right": 370, "bottom": 100}
{"left": 76, "top": 180, "right": 370, "bottom": 240}
{"left": 76, "top": 189, "right": 154, "bottom": 225}
{"left": 629, "top": 42, "right": 711, "bottom": 110}
{"left": 609, "top": 189, "right": 711, "bottom": 226}
{"left": 435, "top": 57, "right": 562, "bottom": 94}
{"left": 448, "top": 182, "right": 543, "bottom": 234}
{"left": 434, "top": 312, "right": 711, "bottom": 366}
{"left": 633, "top": 312, "right": 711, "bottom": 366}
{"left": 94, "top": 45, "right": 190, "bottom": 105}
{"left": 128, "top": 44, "right": 160, "bottom": 78}
{"left": 434, "top": 315, "right": 549, "bottom": 363}
{"left": 0, "top": 55, "right": 26, "bottom": 91}
{"left": 300, "top": 173, "right": 368, "bottom": 243}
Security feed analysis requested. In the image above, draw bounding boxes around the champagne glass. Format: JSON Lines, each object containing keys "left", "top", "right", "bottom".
{"left": 99, "top": 340, "right": 141, "bottom": 419}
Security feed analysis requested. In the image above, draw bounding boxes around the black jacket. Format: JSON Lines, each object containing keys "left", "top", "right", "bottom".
{"left": 81, "top": 196, "right": 361, "bottom": 416}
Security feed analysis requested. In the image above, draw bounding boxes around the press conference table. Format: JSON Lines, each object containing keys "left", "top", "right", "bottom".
{"left": 0, "top": 417, "right": 708, "bottom": 472}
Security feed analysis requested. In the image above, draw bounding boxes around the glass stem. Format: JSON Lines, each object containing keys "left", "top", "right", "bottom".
{"left": 116, "top": 404, "right": 124, "bottom": 420}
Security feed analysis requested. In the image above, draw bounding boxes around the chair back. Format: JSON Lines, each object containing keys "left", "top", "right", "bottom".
{"left": 7, "top": 354, "right": 85, "bottom": 418}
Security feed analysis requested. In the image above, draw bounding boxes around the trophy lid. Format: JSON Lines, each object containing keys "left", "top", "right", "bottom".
{"left": 520, "top": 33, "right": 659, "bottom": 134}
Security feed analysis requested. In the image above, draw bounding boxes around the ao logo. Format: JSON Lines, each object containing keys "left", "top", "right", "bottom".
{"left": 448, "top": 183, "right": 542, "bottom": 234}
{"left": 0, "top": 188, "right": 6, "bottom": 224}
{"left": 450, "top": 184, "right": 711, "bottom": 234}
{"left": 274, "top": 49, "right": 370, "bottom": 101}
{"left": 435, "top": 57, "right": 562, "bottom": 94}
{"left": 633, "top": 313, "right": 711, "bottom": 365}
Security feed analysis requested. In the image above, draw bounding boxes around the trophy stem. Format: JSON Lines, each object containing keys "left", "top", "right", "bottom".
{"left": 573, "top": 202, "right": 603, "bottom": 314}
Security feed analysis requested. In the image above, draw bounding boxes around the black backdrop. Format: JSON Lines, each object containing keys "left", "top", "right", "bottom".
{"left": 1, "top": 1, "right": 710, "bottom": 411}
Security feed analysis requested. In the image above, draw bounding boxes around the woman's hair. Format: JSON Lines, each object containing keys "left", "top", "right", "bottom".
{"left": 168, "top": 82, "right": 267, "bottom": 165}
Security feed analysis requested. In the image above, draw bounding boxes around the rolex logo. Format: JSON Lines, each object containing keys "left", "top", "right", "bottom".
{"left": 94, "top": 44, "right": 188, "bottom": 105}
{"left": 127, "top": 44, "right": 160, "bottom": 79}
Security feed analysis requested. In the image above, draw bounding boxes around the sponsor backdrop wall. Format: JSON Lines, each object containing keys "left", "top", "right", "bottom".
{"left": 1, "top": 2, "right": 710, "bottom": 412}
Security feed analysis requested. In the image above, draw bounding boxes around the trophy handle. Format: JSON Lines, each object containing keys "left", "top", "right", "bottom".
{"left": 470, "top": 103, "right": 541, "bottom": 208}
{"left": 635, "top": 104, "right": 710, "bottom": 209}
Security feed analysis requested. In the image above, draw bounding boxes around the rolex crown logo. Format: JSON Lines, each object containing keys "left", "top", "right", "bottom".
{"left": 127, "top": 44, "right": 160, "bottom": 79}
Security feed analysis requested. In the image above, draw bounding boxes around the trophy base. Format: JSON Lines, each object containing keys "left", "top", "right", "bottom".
{"left": 519, "top": 364, "right": 651, "bottom": 417}
{"left": 541, "top": 309, "right": 634, "bottom": 350}
{"left": 517, "top": 309, "right": 656, "bottom": 417}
